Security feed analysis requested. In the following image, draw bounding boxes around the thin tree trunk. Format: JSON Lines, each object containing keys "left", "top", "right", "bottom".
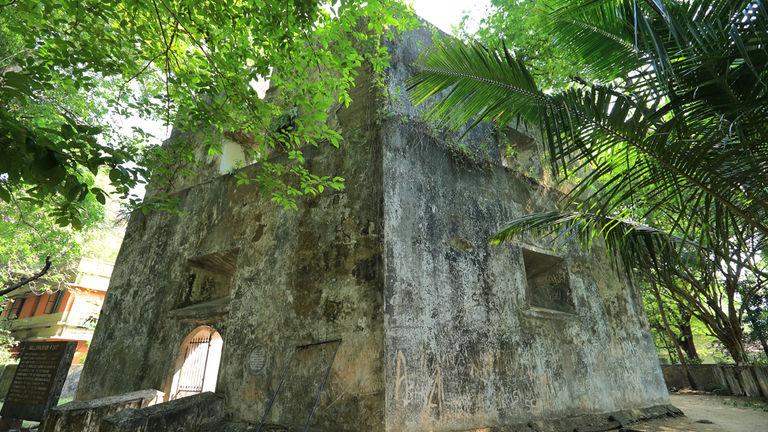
{"left": 652, "top": 323, "right": 677, "bottom": 363}
{"left": 677, "top": 307, "right": 700, "bottom": 362}
{"left": 760, "top": 335, "right": 768, "bottom": 358}
{"left": 660, "top": 329, "right": 677, "bottom": 363}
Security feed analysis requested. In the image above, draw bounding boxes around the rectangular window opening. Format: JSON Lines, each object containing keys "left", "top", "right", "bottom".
{"left": 9, "top": 297, "right": 26, "bottom": 320}
{"left": 178, "top": 249, "right": 239, "bottom": 308}
{"left": 522, "top": 248, "right": 575, "bottom": 314}
{"left": 45, "top": 291, "right": 64, "bottom": 314}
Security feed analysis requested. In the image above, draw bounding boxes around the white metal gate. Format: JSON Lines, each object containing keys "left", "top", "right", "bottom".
{"left": 175, "top": 331, "right": 213, "bottom": 399}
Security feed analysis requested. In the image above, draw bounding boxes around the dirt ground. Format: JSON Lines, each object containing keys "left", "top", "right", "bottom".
{"left": 629, "top": 394, "right": 768, "bottom": 432}
{"left": 3, "top": 393, "right": 766, "bottom": 431}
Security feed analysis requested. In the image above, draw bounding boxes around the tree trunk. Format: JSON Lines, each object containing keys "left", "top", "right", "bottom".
{"left": 760, "top": 335, "right": 768, "bottom": 358}
{"left": 676, "top": 308, "right": 700, "bottom": 362}
{"left": 719, "top": 326, "right": 749, "bottom": 365}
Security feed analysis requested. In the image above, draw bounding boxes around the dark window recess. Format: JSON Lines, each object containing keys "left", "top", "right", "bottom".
{"left": 179, "top": 249, "right": 239, "bottom": 307}
{"left": 9, "top": 297, "right": 26, "bottom": 319}
{"left": 30, "top": 295, "right": 42, "bottom": 315}
{"left": 45, "top": 291, "right": 64, "bottom": 314}
{"left": 522, "top": 248, "right": 574, "bottom": 313}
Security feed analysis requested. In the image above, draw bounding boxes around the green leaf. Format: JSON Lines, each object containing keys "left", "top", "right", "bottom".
{"left": 0, "top": 187, "right": 11, "bottom": 203}
{"left": 1, "top": 71, "right": 31, "bottom": 90}
{"left": 60, "top": 124, "right": 75, "bottom": 139}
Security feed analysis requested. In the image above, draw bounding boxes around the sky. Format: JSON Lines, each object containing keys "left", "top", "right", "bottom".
{"left": 410, "top": 0, "right": 492, "bottom": 34}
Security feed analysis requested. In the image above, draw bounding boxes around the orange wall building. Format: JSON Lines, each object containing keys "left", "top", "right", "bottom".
{"left": 2, "top": 258, "right": 112, "bottom": 363}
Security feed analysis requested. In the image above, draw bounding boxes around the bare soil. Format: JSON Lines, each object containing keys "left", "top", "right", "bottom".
{"left": 629, "top": 394, "right": 768, "bottom": 432}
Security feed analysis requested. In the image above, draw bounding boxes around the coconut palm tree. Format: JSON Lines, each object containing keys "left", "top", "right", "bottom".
{"left": 409, "top": 0, "right": 768, "bottom": 260}
{"left": 408, "top": 0, "right": 768, "bottom": 363}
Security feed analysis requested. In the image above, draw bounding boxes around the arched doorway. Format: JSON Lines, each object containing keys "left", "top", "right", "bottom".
{"left": 169, "top": 326, "right": 223, "bottom": 400}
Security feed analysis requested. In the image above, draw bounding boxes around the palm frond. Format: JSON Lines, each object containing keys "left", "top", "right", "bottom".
{"left": 407, "top": 39, "right": 545, "bottom": 132}
{"left": 491, "top": 210, "right": 673, "bottom": 272}
{"left": 492, "top": 210, "right": 768, "bottom": 279}
{"left": 546, "top": 0, "right": 644, "bottom": 80}
{"left": 408, "top": 0, "right": 768, "bottom": 277}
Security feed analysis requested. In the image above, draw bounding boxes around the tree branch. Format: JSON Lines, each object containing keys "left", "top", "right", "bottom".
{"left": 1, "top": 257, "right": 52, "bottom": 296}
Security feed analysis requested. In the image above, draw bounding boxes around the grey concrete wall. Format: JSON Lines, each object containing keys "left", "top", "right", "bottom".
{"left": 380, "top": 26, "right": 669, "bottom": 431}
{"left": 754, "top": 366, "right": 768, "bottom": 398}
{"left": 689, "top": 365, "right": 728, "bottom": 392}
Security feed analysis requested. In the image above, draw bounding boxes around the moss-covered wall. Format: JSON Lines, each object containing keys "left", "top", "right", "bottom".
{"left": 78, "top": 62, "right": 387, "bottom": 431}
{"left": 379, "top": 26, "right": 668, "bottom": 432}
{"left": 78, "top": 23, "right": 668, "bottom": 432}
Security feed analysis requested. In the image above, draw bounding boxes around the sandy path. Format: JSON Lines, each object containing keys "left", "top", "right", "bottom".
{"left": 629, "top": 394, "right": 768, "bottom": 432}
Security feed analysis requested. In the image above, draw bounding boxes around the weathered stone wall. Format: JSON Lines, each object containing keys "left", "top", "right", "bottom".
{"left": 78, "top": 62, "right": 387, "bottom": 430}
{"left": 40, "top": 389, "right": 163, "bottom": 432}
{"left": 78, "top": 22, "right": 668, "bottom": 432}
{"left": 379, "top": 27, "right": 669, "bottom": 431}
{"left": 0, "top": 364, "right": 17, "bottom": 398}
{"left": 101, "top": 392, "right": 224, "bottom": 432}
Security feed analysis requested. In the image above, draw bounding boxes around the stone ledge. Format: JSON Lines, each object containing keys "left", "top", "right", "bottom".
{"left": 520, "top": 306, "right": 579, "bottom": 321}
{"left": 53, "top": 389, "right": 163, "bottom": 412}
{"left": 39, "top": 389, "right": 164, "bottom": 432}
{"left": 461, "top": 404, "right": 683, "bottom": 432}
{"left": 101, "top": 392, "right": 225, "bottom": 432}
{"left": 168, "top": 296, "right": 231, "bottom": 321}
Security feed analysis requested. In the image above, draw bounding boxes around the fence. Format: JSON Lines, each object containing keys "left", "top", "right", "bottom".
{"left": 661, "top": 364, "right": 768, "bottom": 399}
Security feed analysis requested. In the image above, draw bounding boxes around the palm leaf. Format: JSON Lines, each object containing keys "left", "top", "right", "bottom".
{"left": 407, "top": 0, "right": 768, "bottom": 275}
{"left": 492, "top": 210, "right": 768, "bottom": 279}
{"left": 407, "top": 39, "right": 545, "bottom": 132}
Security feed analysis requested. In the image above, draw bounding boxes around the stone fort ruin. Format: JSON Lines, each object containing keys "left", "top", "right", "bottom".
{"left": 68, "top": 25, "right": 671, "bottom": 432}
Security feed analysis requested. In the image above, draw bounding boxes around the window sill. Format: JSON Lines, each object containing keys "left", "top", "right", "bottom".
{"left": 521, "top": 306, "right": 577, "bottom": 320}
{"left": 168, "top": 296, "right": 230, "bottom": 321}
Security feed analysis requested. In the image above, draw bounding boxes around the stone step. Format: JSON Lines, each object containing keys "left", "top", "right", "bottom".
{"left": 197, "top": 422, "right": 289, "bottom": 432}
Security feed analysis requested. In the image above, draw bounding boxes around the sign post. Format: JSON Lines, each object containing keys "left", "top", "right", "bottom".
{"left": 0, "top": 341, "right": 76, "bottom": 423}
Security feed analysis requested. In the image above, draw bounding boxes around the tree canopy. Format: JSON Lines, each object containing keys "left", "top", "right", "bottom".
{"left": 409, "top": 0, "right": 767, "bottom": 271}
{"left": 1, "top": 0, "right": 414, "bottom": 286}
{"left": 1, "top": 0, "right": 415, "bottom": 226}
{"left": 457, "top": 0, "right": 589, "bottom": 89}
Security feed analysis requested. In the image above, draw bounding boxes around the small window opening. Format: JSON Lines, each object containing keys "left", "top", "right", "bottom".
{"left": 218, "top": 139, "right": 246, "bottom": 174}
{"left": 45, "top": 291, "right": 64, "bottom": 314}
{"left": 179, "top": 250, "right": 238, "bottom": 307}
{"left": 9, "top": 297, "right": 26, "bottom": 319}
{"left": 522, "top": 248, "right": 574, "bottom": 314}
